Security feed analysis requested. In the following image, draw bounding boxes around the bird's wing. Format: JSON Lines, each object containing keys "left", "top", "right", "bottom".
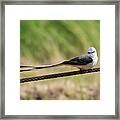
{"left": 63, "top": 55, "right": 93, "bottom": 65}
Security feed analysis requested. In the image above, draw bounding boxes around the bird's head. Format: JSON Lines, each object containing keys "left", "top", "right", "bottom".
{"left": 87, "top": 47, "right": 97, "bottom": 54}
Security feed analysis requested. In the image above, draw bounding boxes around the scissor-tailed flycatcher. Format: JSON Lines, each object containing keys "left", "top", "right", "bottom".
{"left": 20, "top": 47, "right": 98, "bottom": 72}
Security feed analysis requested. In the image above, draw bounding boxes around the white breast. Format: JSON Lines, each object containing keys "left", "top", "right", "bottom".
{"left": 89, "top": 53, "right": 98, "bottom": 68}
{"left": 81, "top": 53, "right": 98, "bottom": 69}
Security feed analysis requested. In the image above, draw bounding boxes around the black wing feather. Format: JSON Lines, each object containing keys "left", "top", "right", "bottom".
{"left": 63, "top": 56, "right": 93, "bottom": 65}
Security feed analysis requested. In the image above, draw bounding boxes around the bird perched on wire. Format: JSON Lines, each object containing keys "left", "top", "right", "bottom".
{"left": 20, "top": 47, "right": 98, "bottom": 72}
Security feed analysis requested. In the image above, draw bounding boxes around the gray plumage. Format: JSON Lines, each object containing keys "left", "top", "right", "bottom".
{"left": 62, "top": 55, "right": 93, "bottom": 65}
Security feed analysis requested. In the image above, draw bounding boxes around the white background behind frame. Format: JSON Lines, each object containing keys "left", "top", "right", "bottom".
{"left": 5, "top": 5, "right": 115, "bottom": 115}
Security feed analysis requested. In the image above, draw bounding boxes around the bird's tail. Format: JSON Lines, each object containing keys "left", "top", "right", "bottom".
{"left": 20, "top": 62, "right": 65, "bottom": 72}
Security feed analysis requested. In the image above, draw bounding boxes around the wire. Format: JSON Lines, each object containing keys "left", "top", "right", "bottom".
{"left": 20, "top": 67, "right": 100, "bottom": 83}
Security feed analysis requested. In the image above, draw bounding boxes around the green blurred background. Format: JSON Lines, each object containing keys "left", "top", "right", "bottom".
{"left": 20, "top": 20, "right": 100, "bottom": 100}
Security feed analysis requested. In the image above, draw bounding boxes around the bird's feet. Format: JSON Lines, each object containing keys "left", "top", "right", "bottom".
{"left": 79, "top": 68, "right": 83, "bottom": 72}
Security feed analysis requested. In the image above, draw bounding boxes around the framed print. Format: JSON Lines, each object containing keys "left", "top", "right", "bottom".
{"left": 0, "top": 0, "right": 119, "bottom": 119}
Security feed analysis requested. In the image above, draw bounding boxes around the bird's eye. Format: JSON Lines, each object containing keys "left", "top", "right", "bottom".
{"left": 88, "top": 51, "right": 95, "bottom": 54}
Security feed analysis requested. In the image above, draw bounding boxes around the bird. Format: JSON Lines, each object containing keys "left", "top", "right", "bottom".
{"left": 20, "top": 47, "right": 98, "bottom": 72}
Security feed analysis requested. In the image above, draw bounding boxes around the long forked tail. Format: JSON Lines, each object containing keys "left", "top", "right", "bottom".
{"left": 20, "top": 62, "right": 65, "bottom": 72}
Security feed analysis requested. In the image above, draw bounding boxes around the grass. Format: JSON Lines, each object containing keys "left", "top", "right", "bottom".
{"left": 20, "top": 20, "right": 100, "bottom": 100}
